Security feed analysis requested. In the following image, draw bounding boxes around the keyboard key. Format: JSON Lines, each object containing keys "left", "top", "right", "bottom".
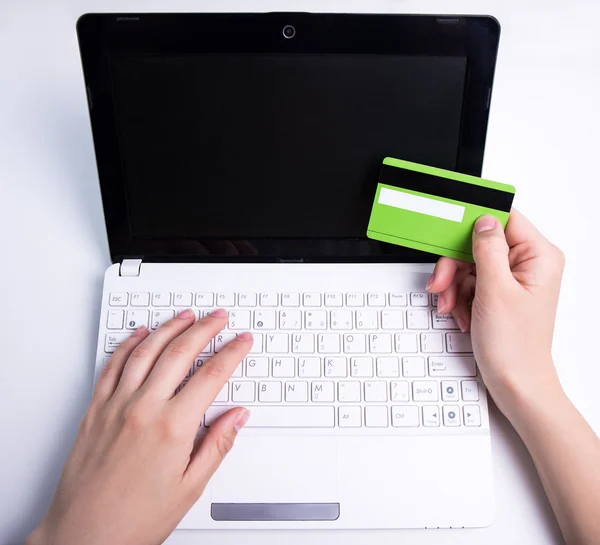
{"left": 344, "top": 334, "right": 366, "bottom": 354}
{"left": 431, "top": 294, "right": 439, "bottom": 307}
{"left": 312, "top": 381, "right": 334, "bottom": 402}
{"left": 238, "top": 406, "right": 335, "bottom": 428}
{"left": 292, "top": 334, "right": 315, "bottom": 353}
{"left": 259, "top": 381, "right": 282, "bottom": 402}
{"left": 402, "top": 356, "right": 426, "bottom": 377}
{"left": 364, "top": 381, "right": 387, "bottom": 402}
{"left": 367, "top": 292, "right": 386, "bottom": 307}
{"left": 298, "top": 357, "right": 321, "bottom": 377}
{"left": 428, "top": 356, "right": 477, "bottom": 377}
{"left": 432, "top": 312, "right": 459, "bottom": 330}
{"left": 255, "top": 310, "right": 276, "bottom": 330}
{"left": 173, "top": 293, "right": 192, "bottom": 307}
{"left": 214, "top": 333, "right": 237, "bottom": 352}
{"left": 249, "top": 333, "right": 263, "bottom": 354}
{"left": 346, "top": 293, "right": 364, "bottom": 307}
{"left": 463, "top": 405, "right": 481, "bottom": 427}
{"left": 246, "top": 357, "right": 269, "bottom": 378}
{"left": 376, "top": 357, "right": 399, "bottom": 378}
{"left": 461, "top": 380, "right": 480, "bottom": 401}
{"left": 303, "top": 293, "right": 321, "bottom": 307}
{"left": 350, "top": 357, "right": 373, "bottom": 377}
{"left": 151, "top": 310, "right": 174, "bottom": 329}
{"left": 232, "top": 381, "right": 255, "bottom": 403}
{"left": 104, "top": 332, "right": 129, "bottom": 353}
{"left": 390, "top": 381, "right": 410, "bottom": 402}
{"left": 305, "top": 310, "right": 327, "bottom": 330}
{"left": 369, "top": 333, "right": 392, "bottom": 353}
{"left": 238, "top": 292, "right": 257, "bottom": 307}
{"left": 446, "top": 333, "right": 473, "bottom": 353}
{"left": 323, "top": 357, "right": 347, "bottom": 377}
{"left": 356, "top": 310, "right": 378, "bottom": 330}
{"left": 285, "top": 381, "right": 308, "bottom": 402}
{"left": 217, "top": 293, "right": 235, "bottom": 307}
{"left": 107, "top": 310, "right": 124, "bottom": 330}
{"left": 406, "top": 309, "right": 429, "bottom": 329}
{"left": 266, "top": 333, "right": 288, "bottom": 353}
{"left": 339, "top": 406, "right": 362, "bottom": 427}
{"left": 231, "top": 362, "right": 243, "bottom": 378}
{"left": 422, "top": 406, "right": 440, "bottom": 427}
{"left": 338, "top": 381, "right": 361, "bottom": 402}
{"left": 214, "top": 383, "right": 229, "bottom": 403}
{"left": 199, "top": 339, "right": 212, "bottom": 354}
{"left": 441, "top": 380, "right": 459, "bottom": 402}
{"left": 109, "top": 292, "right": 128, "bottom": 307}
{"left": 410, "top": 292, "right": 429, "bottom": 307}
{"left": 443, "top": 405, "right": 460, "bottom": 427}
{"left": 395, "top": 333, "right": 418, "bottom": 353}
{"left": 272, "top": 357, "right": 295, "bottom": 378}
{"left": 126, "top": 310, "right": 149, "bottom": 330}
{"left": 420, "top": 333, "right": 444, "bottom": 353}
{"left": 260, "top": 292, "right": 278, "bottom": 307}
{"left": 331, "top": 310, "right": 352, "bottom": 330}
{"left": 228, "top": 310, "right": 251, "bottom": 330}
{"left": 391, "top": 406, "right": 419, "bottom": 427}
{"left": 365, "top": 406, "right": 388, "bottom": 427}
{"left": 195, "top": 292, "right": 214, "bottom": 306}
{"left": 413, "top": 380, "right": 439, "bottom": 402}
{"left": 280, "top": 310, "right": 301, "bottom": 330}
{"left": 130, "top": 292, "right": 150, "bottom": 307}
{"left": 324, "top": 293, "right": 343, "bottom": 307}
{"left": 389, "top": 293, "right": 407, "bottom": 307}
{"left": 318, "top": 334, "right": 341, "bottom": 354}
{"left": 281, "top": 293, "right": 300, "bottom": 307}
{"left": 152, "top": 292, "right": 171, "bottom": 307}
{"left": 381, "top": 310, "right": 403, "bottom": 330}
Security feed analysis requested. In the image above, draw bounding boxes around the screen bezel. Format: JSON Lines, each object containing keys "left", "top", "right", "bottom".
{"left": 76, "top": 12, "right": 500, "bottom": 264}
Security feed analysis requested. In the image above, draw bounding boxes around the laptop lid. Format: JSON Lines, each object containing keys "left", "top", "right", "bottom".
{"left": 77, "top": 13, "right": 500, "bottom": 264}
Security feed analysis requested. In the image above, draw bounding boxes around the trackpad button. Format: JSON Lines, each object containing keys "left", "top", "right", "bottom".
{"left": 210, "top": 436, "right": 338, "bottom": 503}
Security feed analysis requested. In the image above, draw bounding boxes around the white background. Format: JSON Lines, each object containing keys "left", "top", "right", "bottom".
{"left": 1, "top": 0, "right": 599, "bottom": 544}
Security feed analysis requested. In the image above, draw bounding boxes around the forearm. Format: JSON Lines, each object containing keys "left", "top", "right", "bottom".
{"left": 502, "top": 377, "right": 600, "bottom": 545}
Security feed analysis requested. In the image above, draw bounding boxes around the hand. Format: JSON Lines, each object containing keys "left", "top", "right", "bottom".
{"left": 426, "top": 210, "right": 565, "bottom": 416}
{"left": 26, "top": 309, "right": 251, "bottom": 545}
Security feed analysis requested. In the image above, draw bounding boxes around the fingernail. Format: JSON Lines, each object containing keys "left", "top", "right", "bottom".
{"left": 456, "top": 316, "right": 468, "bottom": 333}
{"left": 177, "top": 309, "right": 194, "bottom": 319}
{"left": 237, "top": 331, "right": 253, "bottom": 342}
{"left": 210, "top": 308, "right": 228, "bottom": 318}
{"left": 437, "top": 294, "right": 446, "bottom": 314}
{"left": 425, "top": 273, "right": 435, "bottom": 291}
{"left": 133, "top": 325, "right": 147, "bottom": 337}
{"left": 475, "top": 215, "right": 498, "bottom": 234}
{"left": 234, "top": 408, "right": 250, "bottom": 433}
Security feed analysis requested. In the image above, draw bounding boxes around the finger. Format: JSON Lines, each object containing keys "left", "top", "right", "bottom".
{"left": 142, "top": 309, "right": 229, "bottom": 398}
{"left": 471, "top": 215, "right": 514, "bottom": 294}
{"left": 505, "top": 208, "right": 547, "bottom": 248}
{"left": 113, "top": 309, "right": 197, "bottom": 398}
{"left": 452, "top": 274, "right": 476, "bottom": 333}
{"left": 171, "top": 332, "right": 253, "bottom": 427}
{"left": 92, "top": 327, "right": 150, "bottom": 404}
{"left": 426, "top": 257, "right": 471, "bottom": 294}
{"left": 184, "top": 407, "right": 249, "bottom": 494}
{"left": 437, "top": 281, "right": 458, "bottom": 314}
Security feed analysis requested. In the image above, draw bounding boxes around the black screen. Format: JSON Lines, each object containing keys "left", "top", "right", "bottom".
{"left": 111, "top": 54, "right": 467, "bottom": 241}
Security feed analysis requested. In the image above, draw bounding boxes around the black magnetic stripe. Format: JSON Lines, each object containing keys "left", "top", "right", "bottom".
{"left": 379, "top": 165, "right": 513, "bottom": 212}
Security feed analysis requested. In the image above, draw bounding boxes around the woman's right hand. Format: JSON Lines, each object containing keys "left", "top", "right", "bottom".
{"left": 426, "top": 210, "right": 565, "bottom": 418}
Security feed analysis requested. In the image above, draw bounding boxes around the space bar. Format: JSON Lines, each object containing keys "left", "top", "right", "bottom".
{"left": 206, "top": 406, "right": 335, "bottom": 428}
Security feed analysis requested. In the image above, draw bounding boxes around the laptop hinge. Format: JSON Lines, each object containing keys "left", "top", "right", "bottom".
{"left": 120, "top": 259, "right": 142, "bottom": 277}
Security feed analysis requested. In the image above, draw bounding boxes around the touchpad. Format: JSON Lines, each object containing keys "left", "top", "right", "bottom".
{"left": 210, "top": 436, "right": 338, "bottom": 505}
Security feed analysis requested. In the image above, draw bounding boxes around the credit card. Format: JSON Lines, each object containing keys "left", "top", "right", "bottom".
{"left": 366, "top": 157, "right": 516, "bottom": 262}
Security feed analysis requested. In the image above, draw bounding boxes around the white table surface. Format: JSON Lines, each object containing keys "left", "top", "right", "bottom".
{"left": 1, "top": 0, "right": 599, "bottom": 543}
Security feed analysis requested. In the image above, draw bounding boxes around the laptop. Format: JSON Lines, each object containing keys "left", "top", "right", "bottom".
{"left": 77, "top": 12, "right": 499, "bottom": 529}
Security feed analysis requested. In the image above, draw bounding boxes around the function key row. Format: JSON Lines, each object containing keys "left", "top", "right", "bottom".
{"left": 108, "top": 291, "right": 433, "bottom": 308}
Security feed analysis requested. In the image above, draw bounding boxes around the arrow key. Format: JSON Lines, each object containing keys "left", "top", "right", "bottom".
{"left": 463, "top": 405, "right": 481, "bottom": 427}
{"left": 422, "top": 405, "right": 440, "bottom": 427}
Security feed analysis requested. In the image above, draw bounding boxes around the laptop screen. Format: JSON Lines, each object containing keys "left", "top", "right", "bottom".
{"left": 110, "top": 53, "right": 467, "bottom": 252}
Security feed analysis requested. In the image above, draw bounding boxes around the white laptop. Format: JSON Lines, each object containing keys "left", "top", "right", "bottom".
{"left": 77, "top": 12, "right": 500, "bottom": 529}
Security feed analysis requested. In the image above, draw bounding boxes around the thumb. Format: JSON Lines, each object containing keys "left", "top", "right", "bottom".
{"left": 472, "top": 215, "right": 514, "bottom": 292}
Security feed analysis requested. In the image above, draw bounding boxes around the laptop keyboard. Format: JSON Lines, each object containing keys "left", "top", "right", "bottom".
{"left": 103, "top": 291, "right": 485, "bottom": 432}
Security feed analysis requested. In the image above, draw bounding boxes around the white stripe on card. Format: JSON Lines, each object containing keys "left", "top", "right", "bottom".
{"left": 378, "top": 187, "right": 465, "bottom": 223}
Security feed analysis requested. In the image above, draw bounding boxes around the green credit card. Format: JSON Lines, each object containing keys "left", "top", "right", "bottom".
{"left": 366, "top": 157, "right": 516, "bottom": 262}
